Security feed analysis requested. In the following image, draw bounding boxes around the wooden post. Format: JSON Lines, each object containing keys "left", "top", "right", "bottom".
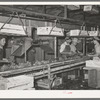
{"left": 54, "top": 37, "right": 58, "bottom": 60}
{"left": 83, "top": 38, "right": 86, "bottom": 56}
{"left": 64, "top": 5, "right": 68, "bottom": 19}
{"left": 24, "top": 38, "right": 27, "bottom": 62}
{"left": 47, "top": 64, "right": 51, "bottom": 90}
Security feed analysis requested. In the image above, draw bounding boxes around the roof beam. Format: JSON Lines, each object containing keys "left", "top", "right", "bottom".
{"left": 0, "top": 6, "right": 99, "bottom": 27}
{"left": 0, "top": 13, "right": 83, "bottom": 26}
{"left": 0, "top": 6, "right": 83, "bottom": 24}
{"left": 0, "top": 6, "right": 64, "bottom": 19}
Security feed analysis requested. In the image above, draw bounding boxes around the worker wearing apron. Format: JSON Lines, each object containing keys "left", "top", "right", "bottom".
{"left": 70, "top": 38, "right": 78, "bottom": 53}
{"left": 59, "top": 37, "right": 72, "bottom": 60}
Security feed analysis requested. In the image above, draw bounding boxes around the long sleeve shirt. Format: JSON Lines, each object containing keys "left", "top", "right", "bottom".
{"left": 60, "top": 42, "right": 70, "bottom": 53}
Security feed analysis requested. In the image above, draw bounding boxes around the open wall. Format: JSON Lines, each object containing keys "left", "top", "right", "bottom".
{"left": 0, "top": 15, "right": 80, "bottom": 62}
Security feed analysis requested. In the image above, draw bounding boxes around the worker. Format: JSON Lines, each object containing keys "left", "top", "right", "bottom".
{"left": 70, "top": 38, "right": 83, "bottom": 55}
{"left": 87, "top": 37, "right": 100, "bottom": 58}
{"left": 70, "top": 38, "right": 78, "bottom": 54}
{"left": 0, "top": 36, "right": 6, "bottom": 60}
{"left": 60, "top": 37, "right": 71, "bottom": 53}
{"left": 59, "top": 37, "right": 72, "bottom": 60}
{"left": 89, "top": 37, "right": 100, "bottom": 57}
{"left": 59, "top": 37, "right": 83, "bottom": 60}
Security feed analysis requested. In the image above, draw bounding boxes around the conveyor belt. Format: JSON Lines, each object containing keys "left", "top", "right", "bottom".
{"left": 0, "top": 60, "right": 85, "bottom": 77}
{"left": 0, "top": 59, "right": 74, "bottom": 77}
{"left": 34, "top": 61, "right": 85, "bottom": 79}
{"left": 0, "top": 56, "right": 90, "bottom": 77}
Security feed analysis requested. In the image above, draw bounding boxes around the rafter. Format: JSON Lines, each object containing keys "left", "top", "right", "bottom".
{"left": 0, "top": 6, "right": 83, "bottom": 24}
{"left": 0, "top": 5, "right": 99, "bottom": 27}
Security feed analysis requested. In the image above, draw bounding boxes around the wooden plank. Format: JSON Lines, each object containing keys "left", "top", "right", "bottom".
{"left": 8, "top": 82, "right": 33, "bottom": 90}
{"left": 34, "top": 62, "right": 85, "bottom": 76}
{"left": 35, "top": 66, "right": 84, "bottom": 79}
{"left": 7, "top": 75, "right": 33, "bottom": 88}
{"left": 25, "top": 87, "right": 35, "bottom": 90}
{"left": 83, "top": 67, "right": 100, "bottom": 70}
{"left": 0, "top": 65, "right": 44, "bottom": 76}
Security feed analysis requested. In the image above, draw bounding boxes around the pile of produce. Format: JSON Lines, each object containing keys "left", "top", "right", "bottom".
{"left": 18, "top": 62, "right": 32, "bottom": 68}
{"left": 0, "top": 64, "right": 11, "bottom": 72}
{"left": 0, "top": 61, "right": 32, "bottom": 72}
{"left": 33, "top": 60, "right": 50, "bottom": 66}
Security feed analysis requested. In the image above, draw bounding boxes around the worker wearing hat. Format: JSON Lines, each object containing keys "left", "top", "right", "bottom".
{"left": 59, "top": 37, "right": 72, "bottom": 59}
{"left": 0, "top": 36, "right": 6, "bottom": 60}
{"left": 60, "top": 37, "right": 71, "bottom": 53}
{"left": 70, "top": 38, "right": 83, "bottom": 54}
{"left": 60, "top": 37, "right": 83, "bottom": 60}
{"left": 70, "top": 38, "right": 78, "bottom": 53}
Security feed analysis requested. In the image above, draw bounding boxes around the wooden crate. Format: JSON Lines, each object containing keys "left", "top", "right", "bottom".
{"left": 0, "top": 81, "right": 7, "bottom": 90}
{"left": 88, "top": 69, "right": 97, "bottom": 88}
{"left": 0, "top": 75, "right": 34, "bottom": 90}
{"left": 37, "top": 79, "right": 50, "bottom": 89}
{"left": 0, "top": 77, "right": 8, "bottom": 90}
{"left": 84, "top": 67, "right": 100, "bottom": 88}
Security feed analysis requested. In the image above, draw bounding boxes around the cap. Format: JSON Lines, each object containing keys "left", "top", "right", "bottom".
{"left": 72, "top": 38, "right": 78, "bottom": 43}
{"left": 65, "top": 37, "right": 71, "bottom": 41}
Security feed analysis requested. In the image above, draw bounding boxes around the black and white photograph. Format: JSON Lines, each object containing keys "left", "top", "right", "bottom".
{"left": 0, "top": 1, "right": 100, "bottom": 98}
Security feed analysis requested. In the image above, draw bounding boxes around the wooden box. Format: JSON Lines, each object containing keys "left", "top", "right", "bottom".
{"left": 88, "top": 31, "right": 98, "bottom": 36}
{"left": 70, "top": 30, "right": 80, "bottom": 36}
{"left": 88, "top": 69, "right": 97, "bottom": 88}
{"left": 0, "top": 75, "right": 34, "bottom": 90}
{"left": 37, "top": 79, "right": 50, "bottom": 89}
{"left": 37, "top": 27, "right": 64, "bottom": 36}
{"left": 84, "top": 67, "right": 100, "bottom": 88}
{"left": 84, "top": 5, "right": 99, "bottom": 14}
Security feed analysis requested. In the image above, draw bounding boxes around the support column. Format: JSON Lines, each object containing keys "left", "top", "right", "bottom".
{"left": 54, "top": 37, "right": 58, "bottom": 60}
{"left": 83, "top": 38, "right": 86, "bottom": 56}
{"left": 64, "top": 5, "right": 68, "bottom": 19}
